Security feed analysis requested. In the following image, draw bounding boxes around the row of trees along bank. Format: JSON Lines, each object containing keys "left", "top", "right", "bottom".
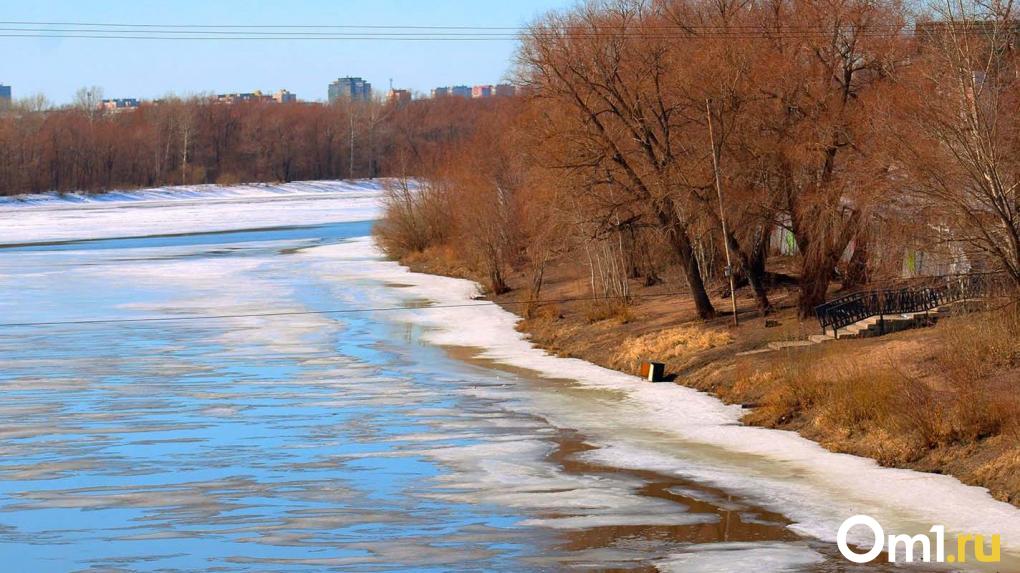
{"left": 376, "top": 0, "right": 1020, "bottom": 319}
{"left": 0, "top": 92, "right": 499, "bottom": 197}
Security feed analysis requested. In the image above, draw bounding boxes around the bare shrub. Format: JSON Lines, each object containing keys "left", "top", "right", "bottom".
{"left": 523, "top": 300, "right": 561, "bottom": 322}
{"left": 926, "top": 307, "right": 1020, "bottom": 442}
{"left": 738, "top": 358, "right": 821, "bottom": 427}
{"left": 373, "top": 178, "right": 449, "bottom": 258}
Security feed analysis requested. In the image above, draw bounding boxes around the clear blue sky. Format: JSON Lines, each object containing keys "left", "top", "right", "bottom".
{"left": 2, "top": 1, "right": 574, "bottom": 105}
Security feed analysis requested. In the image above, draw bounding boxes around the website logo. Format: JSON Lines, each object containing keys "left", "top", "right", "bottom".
{"left": 837, "top": 515, "right": 1001, "bottom": 564}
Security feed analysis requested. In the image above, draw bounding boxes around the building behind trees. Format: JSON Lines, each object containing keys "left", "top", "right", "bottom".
{"left": 328, "top": 77, "right": 372, "bottom": 103}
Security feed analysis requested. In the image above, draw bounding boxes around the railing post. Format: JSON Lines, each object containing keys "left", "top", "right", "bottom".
{"left": 879, "top": 291, "right": 885, "bottom": 335}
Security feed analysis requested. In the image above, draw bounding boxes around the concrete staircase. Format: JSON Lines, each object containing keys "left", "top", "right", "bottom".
{"left": 825, "top": 302, "right": 976, "bottom": 340}
{"left": 738, "top": 301, "right": 977, "bottom": 357}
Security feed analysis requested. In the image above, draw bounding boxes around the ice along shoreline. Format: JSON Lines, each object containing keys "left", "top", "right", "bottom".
{"left": 316, "top": 236, "right": 1020, "bottom": 569}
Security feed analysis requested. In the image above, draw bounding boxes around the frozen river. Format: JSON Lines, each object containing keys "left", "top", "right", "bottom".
{"left": 0, "top": 181, "right": 1016, "bottom": 572}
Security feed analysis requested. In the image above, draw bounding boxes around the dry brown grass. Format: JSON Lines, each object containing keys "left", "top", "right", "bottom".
{"left": 738, "top": 307, "right": 1020, "bottom": 468}
{"left": 739, "top": 352, "right": 936, "bottom": 463}
{"left": 583, "top": 299, "right": 634, "bottom": 324}
{"left": 935, "top": 302, "right": 1020, "bottom": 379}
{"left": 933, "top": 305, "right": 1020, "bottom": 443}
{"left": 402, "top": 246, "right": 476, "bottom": 283}
{"left": 972, "top": 448, "right": 1020, "bottom": 505}
{"left": 522, "top": 300, "right": 562, "bottom": 321}
{"left": 613, "top": 325, "right": 733, "bottom": 371}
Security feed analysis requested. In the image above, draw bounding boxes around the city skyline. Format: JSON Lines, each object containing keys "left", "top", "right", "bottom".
{"left": 0, "top": 79, "right": 525, "bottom": 109}
{"left": 0, "top": 77, "right": 524, "bottom": 108}
{"left": 1, "top": 0, "right": 571, "bottom": 105}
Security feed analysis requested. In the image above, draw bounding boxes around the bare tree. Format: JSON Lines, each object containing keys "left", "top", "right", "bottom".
{"left": 732, "top": 0, "right": 907, "bottom": 316}
{"left": 518, "top": 1, "right": 720, "bottom": 318}
{"left": 73, "top": 86, "right": 104, "bottom": 122}
{"left": 891, "top": 0, "right": 1020, "bottom": 290}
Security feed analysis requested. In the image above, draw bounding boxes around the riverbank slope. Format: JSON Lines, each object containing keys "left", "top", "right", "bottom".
{"left": 398, "top": 246, "right": 1020, "bottom": 507}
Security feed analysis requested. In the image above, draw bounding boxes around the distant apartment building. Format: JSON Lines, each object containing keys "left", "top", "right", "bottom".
{"left": 432, "top": 84, "right": 517, "bottom": 99}
{"left": 212, "top": 90, "right": 295, "bottom": 105}
{"left": 0, "top": 84, "right": 10, "bottom": 104}
{"left": 273, "top": 89, "right": 297, "bottom": 103}
{"left": 433, "top": 85, "right": 471, "bottom": 98}
{"left": 216, "top": 91, "right": 274, "bottom": 105}
{"left": 473, "top": 84, "right": 519, "bottom": 98}
{"left": 100, "top": 98, "right": 140, "bottom": 111}
{"left": 387, "top": 89, "right": 412, "bottom": 106}
{"left": 328, "top": 77, "right": 372, "bottom": 102}
{"left": 494, "top": 84, "right": 517, "bottom": 97}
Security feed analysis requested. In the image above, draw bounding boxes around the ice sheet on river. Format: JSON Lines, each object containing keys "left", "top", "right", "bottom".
{"left": 0, "top": 179, "right": 387, "bottom": 245}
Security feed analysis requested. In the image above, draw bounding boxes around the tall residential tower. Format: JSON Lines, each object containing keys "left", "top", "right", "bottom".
{"left": 328, "top": 77, "right": 372, "bottom": 103}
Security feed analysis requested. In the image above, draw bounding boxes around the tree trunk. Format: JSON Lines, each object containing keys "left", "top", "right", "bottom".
{"left": 792, "top": 201, "right": 860, "bottom": 317}
{"left": 656, "top": 207, "right": 715, "bottom": 319}
{"left": 748, "top": 239, "right": 772, "bottom": 315}
{"left": 798, "top": 250, "right": 840, "bottom": 317}
{"left": 842, "top": 234, "right": 870, "bottom": 290}
{"left": 727, "top": 231, "right": 772, "bottom": 314}
{"left": 488, "top": 261, "right": 509, "bottom": 296}
{"left": 525, "top": 255, "right": 547, "bottom": 319}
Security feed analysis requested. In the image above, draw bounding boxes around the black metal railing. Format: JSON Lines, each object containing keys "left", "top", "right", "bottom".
{"left": 815, "top": 273, "right": 1008, "bottom": 336}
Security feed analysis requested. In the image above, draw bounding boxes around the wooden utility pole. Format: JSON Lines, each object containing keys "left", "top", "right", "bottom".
{"left": 706, "top": 99, "right": 739, "bottom": 326}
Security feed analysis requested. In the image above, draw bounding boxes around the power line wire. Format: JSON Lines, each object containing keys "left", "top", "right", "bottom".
{"left": 0, "top": 20, "right": 918, "bottom": 30}
{"left": 0, "top": 33, "right": 523, "bottom": 41}
{"left": 0, "top": 21, "right": 930, "bottom": 41}
{"left": 0, "top": 32, "right": 920, "bottom": 42}
{"left": 0, "top": 20, "right": 542, "bottom": 28}
{"left": 5, "top": 26, "right": 911, "bottom": 36}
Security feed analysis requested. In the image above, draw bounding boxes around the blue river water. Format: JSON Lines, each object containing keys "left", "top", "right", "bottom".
{"left": 0, "top": 220, "right": 945, "bottom": 572}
